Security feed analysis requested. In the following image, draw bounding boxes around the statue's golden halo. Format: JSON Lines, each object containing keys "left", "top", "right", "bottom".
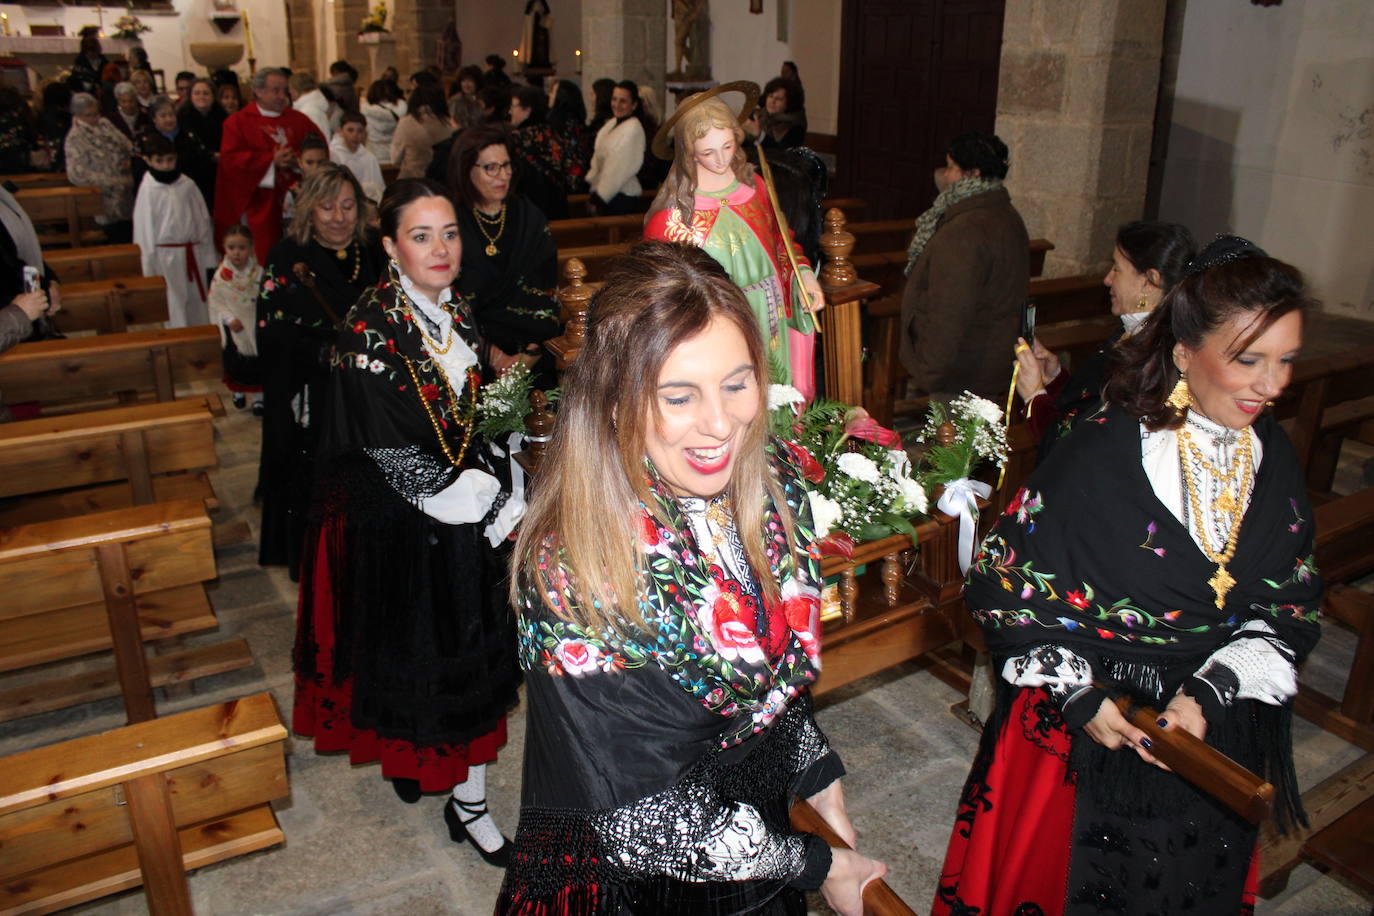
{"left": 651, "top": 80, "right": 761, "bottom": 161}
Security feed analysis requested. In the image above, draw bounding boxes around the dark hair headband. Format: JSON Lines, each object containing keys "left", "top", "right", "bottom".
{"left": 1184, "top": 234, "right": 1268, "bottom": 278}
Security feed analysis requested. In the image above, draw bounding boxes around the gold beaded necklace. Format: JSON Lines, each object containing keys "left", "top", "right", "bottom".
{"left": 473, "top": 205, "right": 507, "bottom": 256}
{"left": 1177, "top": 424, "right": 1254, "bottom": 608}
{"left": 415, "top": 309, "right": 455, "bottom": 355}
{"left": 332, "top": 243, "right": 361, "bottom": 282}
{"left": 400, "top": 352, "right": 479, "bottom": 468}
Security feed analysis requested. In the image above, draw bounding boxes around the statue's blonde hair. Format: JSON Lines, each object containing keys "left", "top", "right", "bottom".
{"left": 647, "top": 96, "right": 755, "bottom": 226}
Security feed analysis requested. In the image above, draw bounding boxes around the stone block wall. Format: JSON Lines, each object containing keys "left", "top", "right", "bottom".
{"left": 995, "top": 0, "right": 1167, "bottom": 278}
{"left": 582, "top": 0, "right": 665, "bottom": 113}
{"left": 285, "top": 0, "right": 317, "bottom": 76}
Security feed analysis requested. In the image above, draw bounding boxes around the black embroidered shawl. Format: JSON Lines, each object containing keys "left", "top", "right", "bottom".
{"left": 967, "top": 404, "right": 1321, "bottom": 826}
{"left": 292, "top": 279, "right": 521, "bottom": 748}
{"left": 455, "top": 195, "right": 562, "bottom": 358}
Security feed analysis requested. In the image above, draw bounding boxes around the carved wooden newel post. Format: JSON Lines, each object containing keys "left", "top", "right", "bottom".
{"left": 817, "top": 208, "right": 879, "bottom": 407}
{"left": 546, "top": 257, "right": 592, "bottom": 370}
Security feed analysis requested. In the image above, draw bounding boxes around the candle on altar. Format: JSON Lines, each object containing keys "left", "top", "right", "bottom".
{"left": 1, "top": 14, "right": 10, "bottom": 38}
{"left": 242, "top": 9, "right": 254, "bottom": 59}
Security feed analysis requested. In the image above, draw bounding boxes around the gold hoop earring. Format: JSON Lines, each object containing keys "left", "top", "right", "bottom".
{"left": 1166, "top": 373, "right": 1191, "bottom": 411}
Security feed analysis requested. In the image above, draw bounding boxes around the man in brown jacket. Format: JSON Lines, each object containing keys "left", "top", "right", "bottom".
{"left": 899, "top": 133, "right": 1028, "bottom": 402}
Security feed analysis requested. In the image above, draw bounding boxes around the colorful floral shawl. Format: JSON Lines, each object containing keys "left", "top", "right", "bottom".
{"left": 518, "top": 447, "right": 823, "bottom": 749}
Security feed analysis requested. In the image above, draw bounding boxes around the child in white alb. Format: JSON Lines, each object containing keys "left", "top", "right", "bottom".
{"left": 132, "top": 133, "right": 217, "bottom": 327}
{"left": 207, "top": 223, "right": 264, "bottom": 412}
{"left": 329, "top": 111, "right": 385, "bottom": 204}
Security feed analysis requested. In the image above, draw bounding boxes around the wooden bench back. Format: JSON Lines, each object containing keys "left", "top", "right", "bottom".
{"left": 56, "top": 275, "right": 170, "bottom": 334}
{"left": 0, "top": 498, "right": 215, "bottom": 619}
{"left": 17, "top": 185, "right": 104, "bottom": 248}
{"left": 1028, "top": 274, "right": 1106, "bottom": 324}
{"left": 0, "top": 325, "right": 221, "bottom": 408}
{"left": 0, "top": 693, "right": 288, "bottom": 913}
{"left": 0, "top": 171, "right": 71, "bottom": 190}
{"left": 45, "top": 243, "right": 144, "bottom": 284}
{"left": 0, "top": 399, "right": 217, "bottom": 500}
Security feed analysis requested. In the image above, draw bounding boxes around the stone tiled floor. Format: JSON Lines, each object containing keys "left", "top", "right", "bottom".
{"left": 2, "top": 389, "right": 1371, "bottom": 914}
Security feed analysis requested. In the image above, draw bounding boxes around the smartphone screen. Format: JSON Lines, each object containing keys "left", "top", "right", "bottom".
{"left": 1021, "top": 301, "right": 1036, "bottom": 341}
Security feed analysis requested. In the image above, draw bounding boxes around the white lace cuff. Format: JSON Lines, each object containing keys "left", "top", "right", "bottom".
{"left": 1192, "top": 619, "right": 1297, "bottom": 708}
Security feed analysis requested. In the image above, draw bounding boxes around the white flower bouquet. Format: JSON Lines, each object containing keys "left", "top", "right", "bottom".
{"left": 769, "top": 385, "right": 927, "bottom": 549}
{"left": 917, "top": 392, "right": 1009, "bottom": 487}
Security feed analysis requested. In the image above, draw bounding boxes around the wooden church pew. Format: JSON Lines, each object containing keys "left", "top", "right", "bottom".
{"left": 16, "top": 185, "right": 105, "bottom": 248}
{"left": 45, "top": 243, "right": 144, "bottom": 284}
{"left": 0, "top": 693, "right": 288, "bottom": 914}
{"left": 0, "top": 170, "right": 71, "bottom": 190}
{"left": 55, "top": 275, "right": 170, "bottom": 334}
{"left": 0, "top": 397, "right": 220, "bottom": 529}
{"left": 0, "top": 498, "right": 251, "bottom": 723}
{"left": 0, "top": 325, "right": 222, "bottom": 413}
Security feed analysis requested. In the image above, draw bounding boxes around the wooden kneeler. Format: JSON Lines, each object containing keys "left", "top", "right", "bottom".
{"left": 0, "top": 693, "right": 288, "bottom": 915}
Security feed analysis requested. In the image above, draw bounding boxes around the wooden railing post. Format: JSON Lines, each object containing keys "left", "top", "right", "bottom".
{"left": 546, "top": 258, "right": 592, "bottom": 370}
{"left": 817, "top": 208, "right": 879, "bottom": 407}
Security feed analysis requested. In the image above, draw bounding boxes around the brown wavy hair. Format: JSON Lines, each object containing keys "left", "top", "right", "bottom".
{"left": 1105, "top": 254, "right": 1313, "bottom": 431}
{"left": 510, "top": 241, "right": 790, "bottom": 632}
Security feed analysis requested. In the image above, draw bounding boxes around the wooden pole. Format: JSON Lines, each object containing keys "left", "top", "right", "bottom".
{"left": 790, "top": 799, "right": 919, "bottom": 915}
{"left": 1112, "top": 696, "right": 1274, "bottom": 824}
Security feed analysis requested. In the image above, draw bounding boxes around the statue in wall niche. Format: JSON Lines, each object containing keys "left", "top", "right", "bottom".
{"left": 520, "top": 0, "right": 552, "bottom": 70}
{"left": 669, "top": 0, "right": 709, "bottom": 81}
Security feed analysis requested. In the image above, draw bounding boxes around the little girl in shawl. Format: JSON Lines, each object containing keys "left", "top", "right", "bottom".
{"left": 208, "top": 223, "right": 264, "bottom": 411}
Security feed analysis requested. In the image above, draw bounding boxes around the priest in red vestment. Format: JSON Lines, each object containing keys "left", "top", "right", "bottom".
{"left": 214, "top": 67, "right": 324, "bottom": 262}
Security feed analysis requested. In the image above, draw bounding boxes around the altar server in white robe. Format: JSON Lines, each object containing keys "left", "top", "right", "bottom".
{"left": 328, "top": 111, "right": 385, "bottom": 204}
{"left": 134, "top": 133, "right": 217, "bottom": 327}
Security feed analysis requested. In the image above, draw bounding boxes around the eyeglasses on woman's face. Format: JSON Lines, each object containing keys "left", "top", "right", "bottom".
{"left": 477, "top": 160, "right": 513, "bottom": 176}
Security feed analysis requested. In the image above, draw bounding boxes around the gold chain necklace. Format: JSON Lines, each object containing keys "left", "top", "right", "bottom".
{"left": 405, "top": 291, "right": 460, "bottom": 356}
{"left": 1179, "top": 429, "right": 1244, "bottom": 515}
{"left": 1177, "top": 425, "right": 1254, "bottom": 608}
{"left": 473, "top": 205, "right": 506, "bottom": 256}
{"left": 332, "top": 243, "right": 361, "bottom": 282}
{"left": 400, "top": 353, "right": 478, "bottom": 468}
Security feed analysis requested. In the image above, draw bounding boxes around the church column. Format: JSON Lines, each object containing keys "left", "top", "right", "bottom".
{"left": 285, "top": 0, "right": 317, "bottom": 75}
{"left": 581, "top": 0, "right": 666, "bottom": 114}
{"left": 386, "top": 0, "right": 452, "bottom": 77}
{"left": 995, "top": 0, "right": 1167, "bottom": 277}
{"left": 330, "top": 0, "right": 369, "bottom": 75}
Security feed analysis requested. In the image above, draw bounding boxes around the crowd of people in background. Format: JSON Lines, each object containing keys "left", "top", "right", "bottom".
{"left": 0, "top": 30, "right": 1331, "bottom": 916}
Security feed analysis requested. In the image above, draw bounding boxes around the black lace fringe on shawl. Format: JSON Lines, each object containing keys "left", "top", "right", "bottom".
{"left": 499, "top": 701, "right": 822, "bottom": 916}
{"left": 293, "top": 449, "right": 521, "bottom": 748}
{"left": 978, "top": 657, "right": 1304, "bottom": 835}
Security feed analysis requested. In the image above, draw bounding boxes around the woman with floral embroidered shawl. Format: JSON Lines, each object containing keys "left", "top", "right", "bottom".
{"left": 293, "top": 179, "right": 524, "bottom": 866}
{"left": 497, "top": 242, "right": 885, "bottom": 916}
{"left": 643, "top": 91, "right": 824, "bottom": 398}
{"left": 255, "top": 164, "right": 378, "bottom": 576}
{"left": 932, "top": 237, "right": 1323, "bottom": 916}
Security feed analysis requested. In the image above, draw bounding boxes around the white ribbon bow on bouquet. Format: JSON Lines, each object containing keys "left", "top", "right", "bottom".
{"left": 937, "top": 477, "right": 992, "bottom": 575}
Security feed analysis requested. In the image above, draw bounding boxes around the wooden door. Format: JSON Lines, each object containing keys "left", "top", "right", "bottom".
{"left": 835, "top": 0, "right": 1005, "bottom": 221}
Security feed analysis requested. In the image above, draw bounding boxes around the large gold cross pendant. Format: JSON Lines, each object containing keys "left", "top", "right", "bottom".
{"left": 1209, "top": 564, "right": 1235, "bottom": 609}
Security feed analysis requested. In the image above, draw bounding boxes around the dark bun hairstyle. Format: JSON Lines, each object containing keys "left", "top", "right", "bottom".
{"left": 947, "top": 132, "right": 1010, "bottom": 180}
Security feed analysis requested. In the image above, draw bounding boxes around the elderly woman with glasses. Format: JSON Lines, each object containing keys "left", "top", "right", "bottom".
{"left": 447, "top": 126, "right": 561, "bottom": 380}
